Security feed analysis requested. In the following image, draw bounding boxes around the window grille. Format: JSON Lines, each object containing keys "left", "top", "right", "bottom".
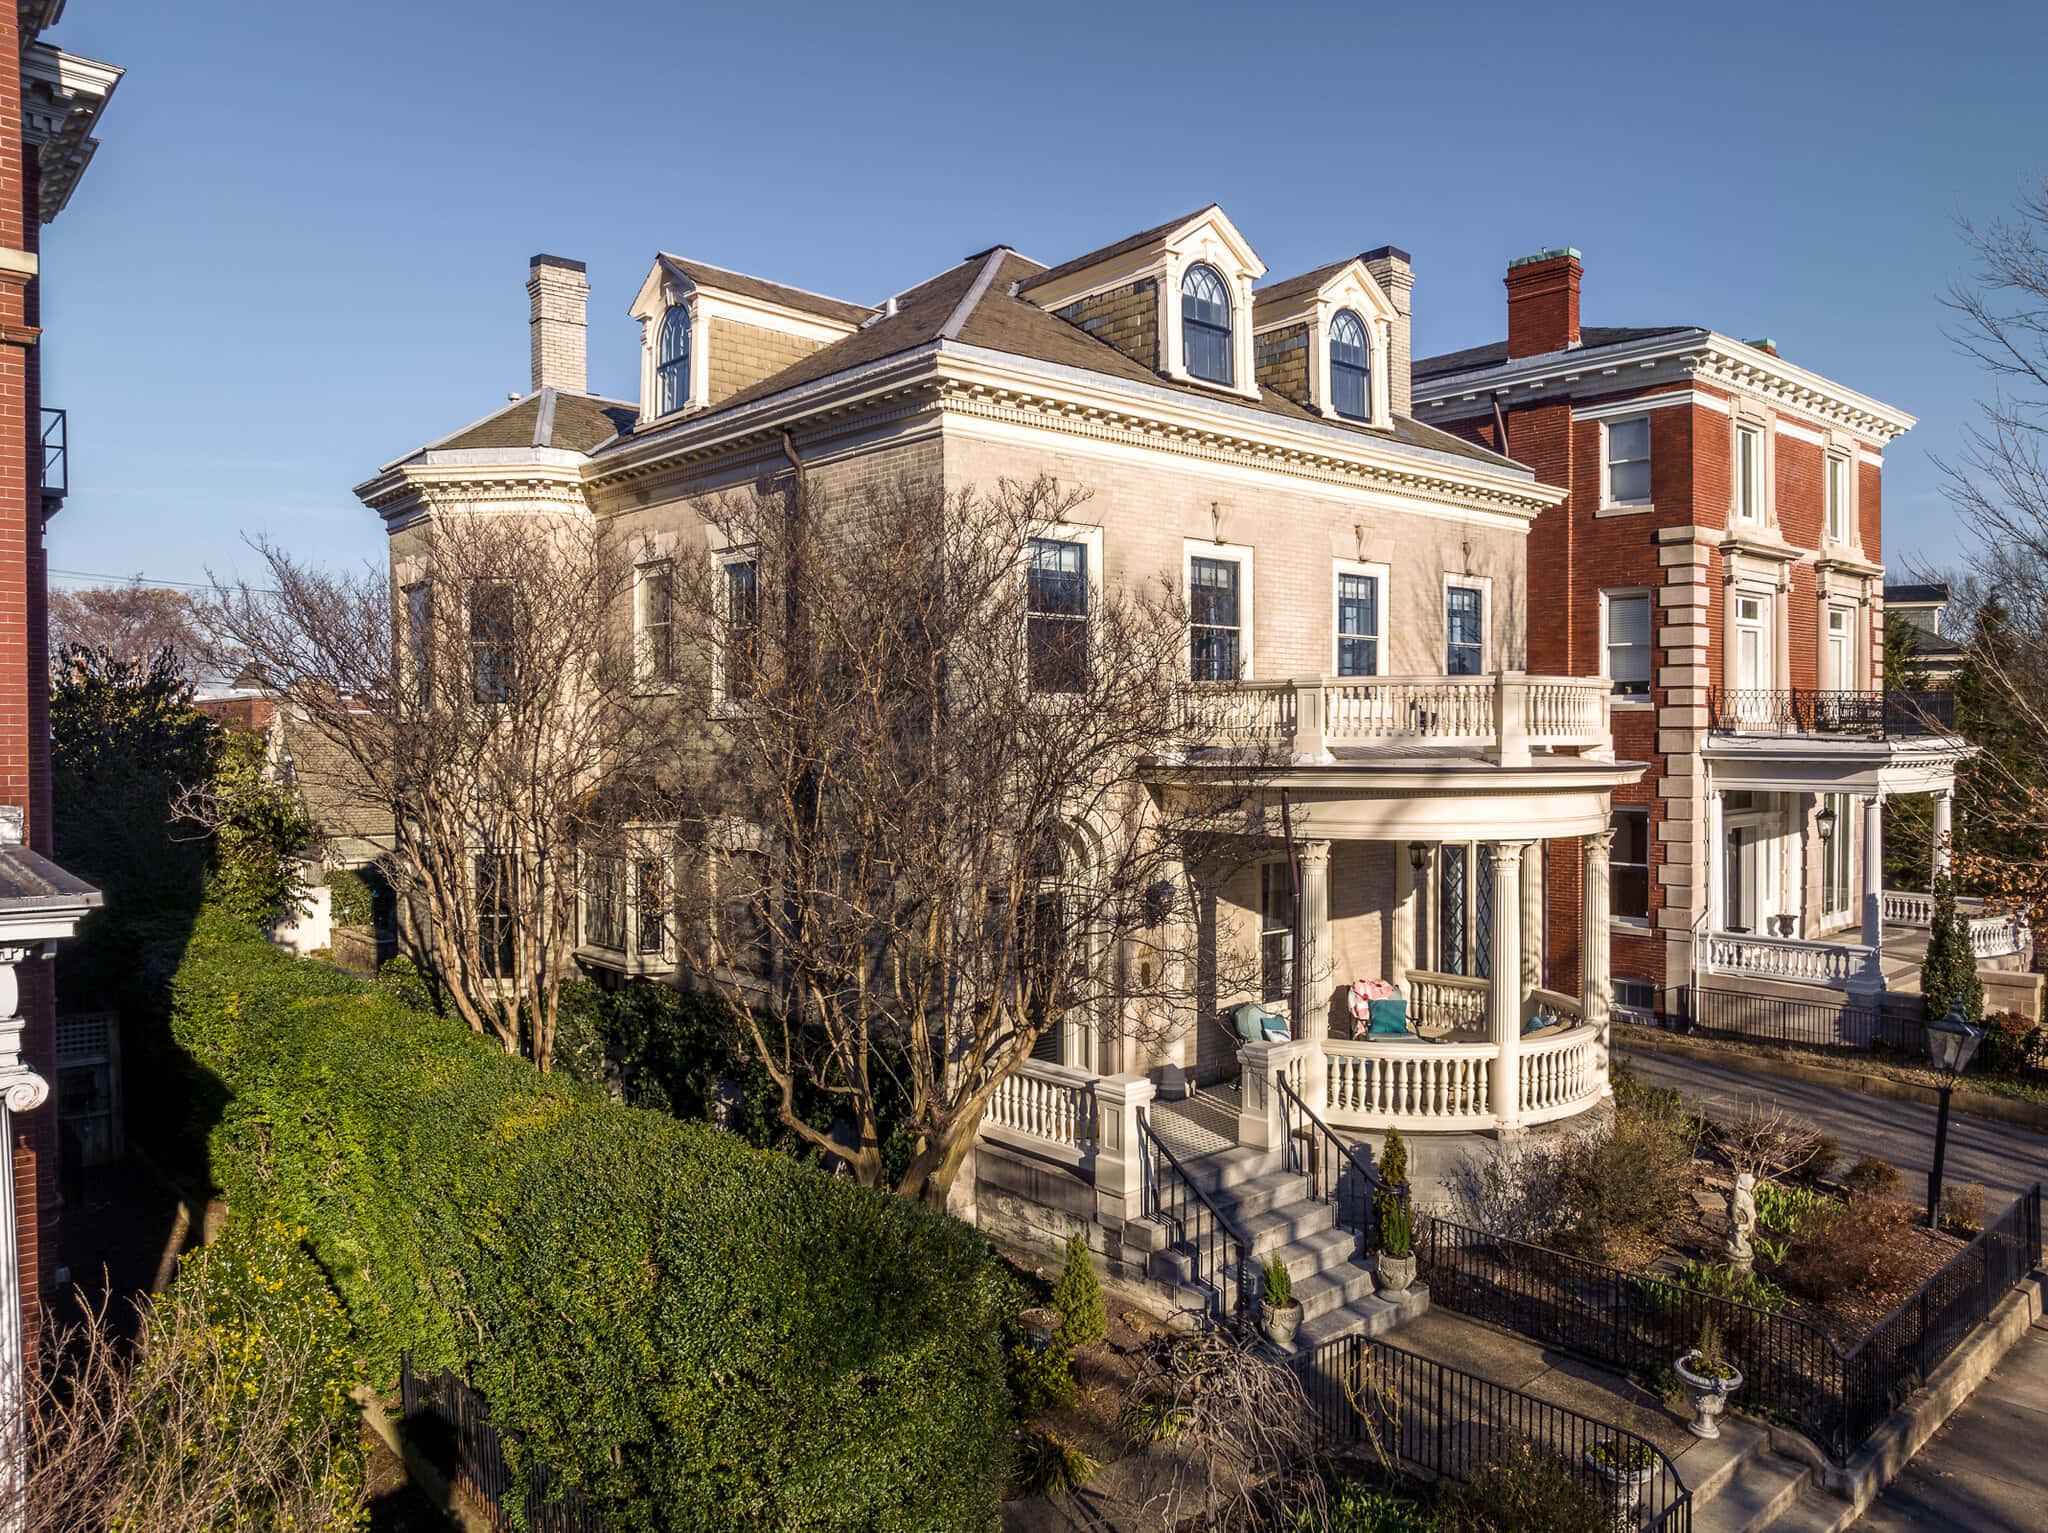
{"left": 1330, "top": 308, "right": 1371, "bottom": 421}
{"left": 1181, "top": 264, "right": 1233, "bottom": 385}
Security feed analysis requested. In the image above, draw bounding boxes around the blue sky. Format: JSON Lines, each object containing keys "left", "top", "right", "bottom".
{"left": 36, "top": 0, "right": 2048, "bottom": 592}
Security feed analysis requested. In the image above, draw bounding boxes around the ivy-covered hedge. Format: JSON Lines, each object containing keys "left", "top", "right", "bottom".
{"left": 171, "top": 910, "right": 1016, "bottom": 1532}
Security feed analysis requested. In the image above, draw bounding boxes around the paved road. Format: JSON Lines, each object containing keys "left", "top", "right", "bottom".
{"left": 1616, "top": 1049, "right": 2048, "bottom": 1209}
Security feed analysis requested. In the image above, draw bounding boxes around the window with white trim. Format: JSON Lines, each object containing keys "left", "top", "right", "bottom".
{"left": 1329, "top": 308, "right": 1372, "bottom": 422}
{"left": 1734, "top": 592, "right": 1770, "bottom": 691}
{"left": 1026, "top": 537, "right": 1089, "bottom": 693}
{"left": 1605, "top": 416, "right": 1652, "bottom": 506}
{"left": 1259, "top": 861, "right": 1293, "bottom": 1004}
{"left": 584, "top": 854, "right": 626, "bottom": 950}
{"left": 476, "top": 853, "right": 515, "bottom": 978}
{"left": 635, "top": 856, "right": 667, "bottom": 955}
{"left": 1825, "top": 453, "right": 1849, "bottom": 543}
{"left": 469, "top": 582, "right": 515, "bottom": 705}
{"left": 1603, "top": 590, "right": 1651, "bottom": 698}
{"left": 1611, "top": 977, "right": 1656, "bottom": 1026}
{"left": 1736, "top": 424, "right": 1763, "bottom": 523}
{"left": 1821, "top": 793, "right": 1852, "bottom": 924}
{"left": 404, "top": 581, "right": 433, "bottom": 706}
{"left": 656, "top": 305, "right": 690, "bottom": 415}
{"left": 1335, "top": 564, "right": 1382, "bottom": 677}
{"left": 718, "top": 555, "right": 761, "bottom": 702}
{"left": 1182, "top": 264, "right": 1234, "bottom": 385}
{"left": 1611, "top": 808, "right": 1650, "bottom": 923}
{"left": 1190, "top": 555, "right": 1243, "bottom": 681}
{"left": 1825, "top": 604, "right": 1855, "bottom": 691}
{"left": 1446, "top": 584, "right": 1484, "bottom": 676}
{"left": 635, "top": 560, "right": 676, "bottom": 687}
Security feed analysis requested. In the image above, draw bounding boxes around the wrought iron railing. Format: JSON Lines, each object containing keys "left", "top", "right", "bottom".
{"left": 1298, "top": 1335, "right": 1693, "bottom": 1531}
{"left": 400, "top": 1351, "right": 609, "bottom": 1532}
{"left": 1707, "top": 687, "right": 1955, "bottom": 738}
{"left": 1137, "top": 1107, "right": 1250, "bottom": 1317}
{"left": 1420, "top": 1185, "right": 2043, "bottom": 1463}
{"left": 1275, "top": 1072, "right": 1400, "bottom": 1248}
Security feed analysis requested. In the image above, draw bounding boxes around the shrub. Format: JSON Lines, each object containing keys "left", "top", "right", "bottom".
{"left": 1979, "top": 1011, "right": 2041, "bottom": 1075}
{"left": 324, "top": 867, "right": 374, "bottom": 928}
{"left": 1376, "top": 1126, "right": 1410, "bottom": 1243}
{"left": 170, "top": 909, "right": 1016, "bottom": 1532}
{"left": 1661, "top": 1258, "right": 1789, "bottom": 1314}
{"left": 1753, "top": 1182, "right": 1833, "bottom": 1235}
{"left": 1260, "top": 1253, "right": 1294, "bottom": 1309}
{"left": 1380, "top": 1200, "right": 1413, "bottom": 1260}
{"left": 1008, "top": 1342, "right": 1078, "bottom": 1414}
{"left": 1781, "top": 1193, "right": 1920, "bottom": 1305}
{"left": 1051, "top": 1233, "right": 1105, "bottom": 1347}
{"left": 1939, "top": 1181, "right": 1988, "bottom": 1235}
{"left": 1119, "top": 1395, "right": 1190, "bottom": 1443}
{"left": 1559, "top": 1089, "right": 1696, "bottom": 1252}
{"left": 1446, "top": 1135, "right": 1572, "bottom": 1243}
{"left": 1319, "top": 1478, "right": 1435, "bottom": 1533}
{"left": 1011, "top": 1430, "right": 1098, "bottom": 1496}
{"left": 1921, "top": 875, "right": 1985, "bottom": 1026}
{"left": 1431, "top": 1442, "right": 1609, "bottom": 1533}
{"left": 1786, "top": 1133, "right": 1841, "bottom": 1183}
{"left": 1844, "top": 1156, "right": 1902, "bottom": 1197}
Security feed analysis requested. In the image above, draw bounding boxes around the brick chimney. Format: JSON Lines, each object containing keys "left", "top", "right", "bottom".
{"left": 526, "top": 254, "right": 588, "bottom": 396}
{"left": 1505, "top": 247, "right": 1582, "bottom": 359}
{"left": 1360, "top": 246, "right": 1414, "bottom": 418}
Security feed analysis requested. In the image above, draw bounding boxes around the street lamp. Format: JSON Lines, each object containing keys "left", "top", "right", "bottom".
{"left": 1924, "top": 1003, "right": 1985, "bottom": 1227}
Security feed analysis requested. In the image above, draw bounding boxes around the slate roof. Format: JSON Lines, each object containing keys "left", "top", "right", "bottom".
{"left": 1253, "top": 260, "right": 1359, "bottom": 311}
{"left": 1884, "top": 582, "right": 1950, "bottom": 606}
{"left": 430, "top": 390, "right": 637, "bottom": 454}
{"left": 1413, "top": 326, "right": 1695, "bottom": 382}
{"left": 657, "top": 255, "right": 874, "bottom": 327}
{"left": 1017, "top": 206, "right": 1218, "bottom": 292}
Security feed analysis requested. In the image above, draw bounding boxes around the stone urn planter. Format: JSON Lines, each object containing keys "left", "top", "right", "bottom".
{"left": 1585, "top": 1438, "right": 1657, "bottom": 1530}
{"left": 1674, "top": 1350, "right": 1743, "bottom": 1440}
{"left": 1017, "top": 1307, "right": 1063, "bottom": 1352}
{"left": 1373, "top": 1249, "right": 1418, "bottom": 1297}
{"left": 1257, "top": 1254, "right": 1301, "bottom": 1351}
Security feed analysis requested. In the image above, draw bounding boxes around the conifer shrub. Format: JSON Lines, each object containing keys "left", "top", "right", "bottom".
{"left": 1050, "top": 1232, "right": 1105, "bottom": 1348}
{"left": 170, "top": 909, "right": 1016, "bottom": 1532}
{"left": 1921, "top": 875, "right": 1986, "bottom": 1026}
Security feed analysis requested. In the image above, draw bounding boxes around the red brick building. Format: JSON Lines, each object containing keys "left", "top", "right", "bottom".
{"left": 1412, "top": 251, "right": 1991, "bottom": 1019}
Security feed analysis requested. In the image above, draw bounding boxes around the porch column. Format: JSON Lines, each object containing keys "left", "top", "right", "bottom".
{"left": 1583, "top": 829, "right": 1615, "bottom": 1097}
{"left": 1488, "top": 841, "right": 1533, "bottom": 1135}
{"left": 0, "top": 949, "right": 48, "bottom": 1533}
{"left": 1932, "top": 791, "right": 1954, "bottom": 883}
{"left": 1297, "top": 840, "right": 1332, "bottom": 1107}
{"left": 1521, "top": 841, "right": 1545, "bottom": 1002}
{"left": 1861, "top": 793, "right": 1885, "bottom": 951}
{"left": 1705, "top": 788, "right": 1725, "bottom": 932}
{"left": 1391, "top": 842, "right": 1417, "bottom": 993}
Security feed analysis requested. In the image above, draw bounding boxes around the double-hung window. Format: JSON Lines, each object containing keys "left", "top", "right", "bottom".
{"left": 1335, "top": 567, "right": 1381, "bottom": 677}
{"left": 720, "top": 556, "right": 761, "bottom": 702}
{"left": 1611, "top": 807, "right": 1650, "bottom": 923}
{"left": 656, "top": 305, "right": 690, "bottom": 415}
{"left": 1821, "top": 793, "right": 1853, "bottom": 923}
{"left": 1603, "top": 590, "right": 1652, "bottom": 698}
{"left": 1825, "top": 454, "right": 1849, "bottom": 543}
{"left": 476, "top": 853, "right": 515, "bottom": 978}
{"left": 584, "top": 855, "right": 626, "bottom": 950}
{"left": 1026, "top": 537, "right": 1089, "bottom": 693}
{"left": 1611, "top": 978, "right": 1656, "bottom": 1027}
{"left": 1181, "top": 264, "right": 1234, "bottom": 386}
{"left": 1606, "top": 416, "right": 1652, "bottom": 506}
{"left": 1736, "top": 424, "right": 1763, "bottom": 523}
{"left": 1330, "top": 309, "right": 1372, "bottom": 422}
{"left": 635, "top": 856, "right": 667, "bottom": 955}
{"left": 1259, "top": 862, "right": 1293, "bottom": 1005}
{"left": 636, "top": 560, "right": 676, "bottom": 687}
{"left": 1446, "top": 584, "right": 1484, "bottom": 676}
{"left": 1190, "top": 556, "right": 1243, "bottom": 681}
{"left": 469, "top": 582, "right": 516, "bottom": 705}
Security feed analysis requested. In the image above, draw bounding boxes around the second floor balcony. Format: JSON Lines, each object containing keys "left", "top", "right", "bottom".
{"left": 1178, "top": 672, "right": 1612, "bottom": 767}
{"left": 1707, "top": 688, "right": 1956, "bottom": 739}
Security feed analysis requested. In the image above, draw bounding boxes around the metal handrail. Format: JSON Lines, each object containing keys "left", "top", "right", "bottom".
{"left": 1274, "top": 1071, "right": 1403, "bottom": 1248}
{"left": 1137, "top": 1107, "right": 1251, "bottom": 1317}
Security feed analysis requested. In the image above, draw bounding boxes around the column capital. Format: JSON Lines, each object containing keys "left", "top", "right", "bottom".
{"left": 1488, "top": 839, "right": 1536, "bottom": 870}
{"left": 1296, "top": 838, "right": 1333, "bottom": 869}
{"left": 1583, "top": 826, "right": 1617, "bottom": 859}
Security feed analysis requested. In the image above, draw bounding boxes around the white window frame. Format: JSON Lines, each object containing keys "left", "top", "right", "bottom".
{"left": 634, "top": 558, "right": 678, "bottom": 691}
{"left": 1602, "top": 415, "right": 1653, "bottom": 509}
{"left": 1023, "top": 522, "right": 1103, "bottom": 694}
{"left": 1735, "top": 422, "right": 1764, "bottom": 524}
{"left": 1732, "top": 589, "right": 1772, "bottom": 693}
{"left": 1610, "top": 807, "right": 1651, "bottom": 928}
{"left": 1259, "top": 860, "right": 1293, "bottom": 1005}
{"left": 1600, "top": 588, "right": 1653, "bottom": 704}
{"left": 1183, "top": 539, "right": 1255, "bottom": 682}
{"left": 1819, "top": 792, "right": 1854, "bottom": 928}
{"left": 1331, "top": 559, "right": 1389, "bottom": 677}
{"left": 1443, "top": 573, "right": 1491, "bottom": 677}
{"left": 1825, "top": 451, "right": 1851, "bottom": 545}
{"left": 1824, "top": 603, "right": 1856, "bottom": 692}
{"left": 711, "top": 547, "right": 762, "bottom": 709}
{"left": 1611, "top": 977, "right": 1656, "bottom": 1027}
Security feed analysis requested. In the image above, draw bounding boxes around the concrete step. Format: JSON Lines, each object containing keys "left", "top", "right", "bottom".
{"left": 1241, "top": 1197, "right": 1341, "bottom": 1256}
{"left": 1675, "top": 1418, "right": 1771, "bottom": 1512}
{"left": 1295, "top": 1281, "right": 1431, "bottom": 1351}
{"left": 1758, "top": 1483, "right": 1855, "bottom": 1533}
{"left": 1289, "top": 1256, "right": 1380, "bottom": 1324}
{"left": 1692, "top": 1450, "right": 1812, "bottom": 1533}
{"left": 1175, "top": 1145, "right": 1288, "bottom": 1196}
{"left": 1207, "top": 1169, "right": 1308, "bottom": 1221}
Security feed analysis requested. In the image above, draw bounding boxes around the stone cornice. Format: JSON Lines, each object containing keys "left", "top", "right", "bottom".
{"left": 22, "top": 42, "right": 122, "bottom": 224}
{"left": 357, "top": 458, "right": 590, "bottom": 530}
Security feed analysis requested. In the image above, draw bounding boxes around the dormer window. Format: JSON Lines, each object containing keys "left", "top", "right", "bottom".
{"left": 1330, "top": 309, "right": 1372, "bottom": 422}
{"left": 1181, "top": 264, "right": 1234, "bottom": 385}
{"left": 656, "top": 306, "right": 691, "bottom": 415}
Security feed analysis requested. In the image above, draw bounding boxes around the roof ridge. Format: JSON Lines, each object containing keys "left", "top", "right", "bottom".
{"left": 531, "top": 386, "right": 557, "bottom": 449}
{"left": 940, "top": 248, "right": 1012, "bottom": 341}
{"left": 656, "top": 252, "right": 873, "bottom": 315}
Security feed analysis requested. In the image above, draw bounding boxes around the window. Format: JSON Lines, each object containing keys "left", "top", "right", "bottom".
{"left": 404, "top": 582, "right": 433, "bottom": 705}
{"left": 1825, "top": 454, "right": 1849, "bottom": 543}
{"left": 1736, "top": 424, "right": 1763, "bottom": 523}
{"left": 1446, "top": 584, "right": 1484, "bottom": 676}
{"left": 1189, "top": 556, "right": 1242, "bottom": 681}
{"left": 1611, "top": 978, "right": 1656, "bottom": 1026}
{"left": 1026, "top": 537, "right": 1089, "bottom": 693}
{"left": 584, "top": 855, "right": 626, "bottom": 950}
{"left": 1605, "top": 416, "right": 1652, "bottom": 506}
{"left": 1822, "top": 792, "right": 1852, "bottom": 922}
{"left": 1181, "top": 263, "right": 1233, "bottom": 385}
{"left": 1734, "top": 592, "right": 1769, "bottom": 692}
{"left": 656, "top": 305, "right": 690, "bottom": 415}
{"left": 1330, "top": 308, "right": 1371, "bottom": 421}
{"left": 1612, "top": 808, "right": 1650, "bottom": 923}
{"left": 1437, "top": 844, "right": 1470, "bottom": 976}
{"left": 719, "top": 848, "right": 771, "bottom": 973}
{"left": 1260, "top": 861, "right": 1293, "bottom": 1004}
{"left": 1603, "top": 591, "right": 1652, "bottom": 698}
{"left": 636, "top": 560, "right": 676, "bottom": 686}
{"left": 1335, "top": 567, "right": 1380, "bottom": 677}
{"left": 635, "top": 856, "right": 667, "bottom": 954}
{"left": 476, "top": 854, "right": 515, "bottom": 979}
{"left": 1825, "top": 605, "right": 1854, "bottom": 691}
{"left": 469, "top": 582, "right": 515, "bottom": 704}
{"left": 720, "top": 556, "right": 761, "bottom": 701}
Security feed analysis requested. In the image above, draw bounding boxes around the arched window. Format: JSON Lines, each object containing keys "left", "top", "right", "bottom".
{"left": 1330, "top": 308, "right": 1372, "bottom": 421}
{"left": 1181, "top": 263, "right": 1233, "bottom": 385}
{"left": 656, "top": 305, "right": 690, "bottom": 415}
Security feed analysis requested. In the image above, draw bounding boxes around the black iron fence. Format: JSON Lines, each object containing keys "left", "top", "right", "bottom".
{"left": 1299, "top": 1334, "right": 1692, "bottom": 1531}
{"left": 1707, "top": 688, "right": 1955, "bottom": 738}
{"left": 1276, "top": 1072, "right": 1398, "bottom": 1247}
{"left": 1420, "top": 1184, "right": 2042, "bottom": 1463}
{"left": 1660, "top": 985, "right": 1922, "bottom": 1057}
{"left": 1138, "top": 1108, "right": 1250, "bottom": 1317}
{"left": 399, "top": 1352, "right": 609, "bottom": 1533}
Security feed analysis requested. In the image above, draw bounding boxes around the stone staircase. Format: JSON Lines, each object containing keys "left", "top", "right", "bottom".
{"left": 1683, "top": 1419, "right": 1854, "bottom": 1533}
{"left": 1143, "top": 1141, "right": 1428, "bottom": 1346}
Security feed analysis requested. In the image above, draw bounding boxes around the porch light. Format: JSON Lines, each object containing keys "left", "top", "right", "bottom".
{"left": 1408, "top": 841, "right": 1429, "bottom": 872}
{"left": 1815, "top": 804, "right": 1838, "bottom": 845}
{"left": 1925, "top": 1005, "right": 1984, "bottom": 1079}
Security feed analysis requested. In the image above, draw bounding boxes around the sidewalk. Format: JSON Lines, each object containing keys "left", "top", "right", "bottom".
{"left": 1853, "top": 1306, "right": 2048, "bottom": 1531}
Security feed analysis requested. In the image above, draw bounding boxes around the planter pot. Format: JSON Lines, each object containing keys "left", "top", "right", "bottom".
{"left": 1018, "top": 1307, "right": 1063, "bottom": 1352}
{"left": 1585, "top": 1444, "right": 1655, "bottom": 1531}
{"left": 1374, "top": 1250, "right": 1418, "bottom": 1297}
{"left": 1673, "top": 1351, "right": 1743, "bottom": 1440}
{"left": 1258, "top": 1300, "right": 1302, "bottom": 1351}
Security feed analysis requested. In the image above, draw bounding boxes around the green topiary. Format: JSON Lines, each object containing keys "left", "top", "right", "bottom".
{"left": 1375, "top": 1127, "right": 1410, "bottom": 1247}
{"left": 1921, "top": 874, "right": 1986, "bottom": 1027}
{"left": 1379, "top": 1200, "right": 1413, "bottom": 1260}
{"left": 1050, "top": 1232, "right": 1106, "bottom": 1348}
{"left": 1260, "top": 1252, "right": 1293, "bottom": 1309}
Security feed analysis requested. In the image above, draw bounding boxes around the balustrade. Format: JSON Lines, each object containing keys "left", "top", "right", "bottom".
{"left": 982, "top": 1059, "right": 1098, "bottom": 1166}
{"left": 1518, "top": 1026, "right": 1599, "bottom": 1125}
{"left": 1179, "top": 673, "right": 1611, "bottom": 762}
{"left": 1703, "top": 931, "right": 1879, "bottom": 989}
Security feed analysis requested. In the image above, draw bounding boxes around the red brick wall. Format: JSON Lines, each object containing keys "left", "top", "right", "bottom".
{"left": 1505, "top": 254, "right": 1581, "bottom": 359}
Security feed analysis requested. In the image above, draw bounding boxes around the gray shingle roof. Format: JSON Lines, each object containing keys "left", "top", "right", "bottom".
{"left": 1016, "top": 206, "right": 1219, "bottom": 293}
{"left": 1413, "top": 326, "right": 1693, "bottom": 382}
{"left": 1884, "top": 582, "right": 1950, "bottom": 605}
{"left": 431, "top": 391, "right": 637, "bottom": 454}
{"left": 658, "top": 255, "right": 874, "bottom": 327}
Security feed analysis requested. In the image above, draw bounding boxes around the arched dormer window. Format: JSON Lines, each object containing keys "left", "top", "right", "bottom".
{"left": 656, "top": 305, "right": 690, "bottom": 415}
{"left": 1330, "top": 308, "right": 1372, "bottom": 422}
{"left": 1181, "top": 264, "right": 1233, "bottom": 386}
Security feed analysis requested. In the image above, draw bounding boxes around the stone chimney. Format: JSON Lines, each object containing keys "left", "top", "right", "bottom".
{"left": 1505, "top": 247, "right": 1582, "bottom": 359}
{"left": 526, "top": 254, "right": 588, "bottom": 396}
{"left": 1360, "top": 246, "right": 1414, "bottom": 418}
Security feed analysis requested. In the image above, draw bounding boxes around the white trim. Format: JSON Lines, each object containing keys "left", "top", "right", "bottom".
{"left": 1024, "top": 521, "right": 1105, "bottom": 690}
{"left": 1442, "top": 571, "right": 1492, "bottom": 676}
{"left": 1571, "top": 389, "right": 1728, "bottom": 423}
{"left": 710, "top": 546, "right": 760, "bottom": 708}
{"left": 1775, "top": 419, "right": 1828, "bottom": 447}
{"left": 1858, "top": 448, "right": 1884, "bottom": 468}
{"left": 1600, "top": 587, "right": 1654, "bottom": 701}
{"left": 1331, "top": 558, "right": 1390, "bottom": 677}
{"left": 1601, "top": 414, "right": 1654, "bottom": 510}
{"left": 1734, "top": 418, "right": 1767, "bottom": 526}
{"left": 1823, "top": 447, "right": 1853, "bottom": 548}
{"left": 1183, "top": 538, "right": 1255, "bottom": 681}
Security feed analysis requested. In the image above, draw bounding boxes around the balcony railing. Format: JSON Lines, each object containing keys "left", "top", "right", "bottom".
{"left": 1707, "top": 688, "right": 1956, "bottom": 738}
{"left": 40, "top": 406, "right": 64, "bottom": 501}
{"left": 1179, "top": 673, "right": 1611, "bottom": 765}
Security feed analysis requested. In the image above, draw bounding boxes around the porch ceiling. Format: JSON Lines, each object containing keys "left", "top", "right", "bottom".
{"left": 1703, "top": 735, "right": 1970, "bottom": 796}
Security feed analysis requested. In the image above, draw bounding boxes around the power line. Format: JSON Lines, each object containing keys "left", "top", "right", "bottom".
{"left": 49, "top": 568, "right": 218, "bottom": 591}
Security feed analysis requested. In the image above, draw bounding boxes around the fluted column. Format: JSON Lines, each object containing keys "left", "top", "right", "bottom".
{"left": 1706, "top": 788, "right": 1726, "bottom": 932}
{"left": 1861, "top": 793, "right": 1885, "bottom": 951}
{"left": 1932, "top": 791, "right": 1954, "bottom": 883}
{"left": 1488, "top": 842, "right": 1533, "bottom": 1135}
{"left": 1297, "top": 840, "right": 1333, "bottom": 1106}
{"left": 1392, "top": 842, "right": 1417, "bottom": 995}
{"left": 1521, "top": 841, "right": 1545, "bottom": 1002}
{"left": 1583, "top": 828, "right": 1615, "bottom": 1098}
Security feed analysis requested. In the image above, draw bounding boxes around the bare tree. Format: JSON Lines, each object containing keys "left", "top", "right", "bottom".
{"left": 662, "top": 470, "right": 1272, "bottom": 1205}
{"left": 204, "top": 516, "right": 660, "bottom": 1068}
{"left": 49, "top": 581, "right": 205, "bottom": 672}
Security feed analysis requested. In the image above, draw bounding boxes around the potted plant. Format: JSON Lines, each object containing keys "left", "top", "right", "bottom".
{"left": 1257, "top": 1254, "right": 1301, "bottom": 1350}
{"left": 1585, "top": 1436, "right": 1657, "bottom": 1527}
{"left": 1374, "top": 1201, "right": 1417, "bottom": 1296}
{"left": 1674, "top": 1317, "right": 1743, "bottom": 1439}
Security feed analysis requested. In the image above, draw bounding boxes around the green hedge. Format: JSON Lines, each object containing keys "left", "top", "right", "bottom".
{"left": 171, "top": 910, "right": 1016, "bottom": 1531}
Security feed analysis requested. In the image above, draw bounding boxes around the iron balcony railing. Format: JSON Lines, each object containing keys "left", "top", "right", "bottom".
{"left": 1707, "top": 687, "right": 1955, "bottom": 738}
{"left": 40, "top": 406, "right": 64, "bottom": 500}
